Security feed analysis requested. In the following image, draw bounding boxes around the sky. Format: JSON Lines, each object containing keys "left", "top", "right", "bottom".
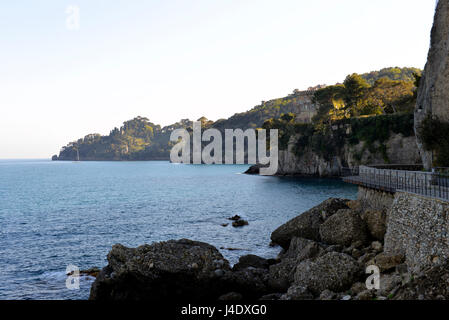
{"left": 0, "top": 0, "right": 438, "bottom": 158}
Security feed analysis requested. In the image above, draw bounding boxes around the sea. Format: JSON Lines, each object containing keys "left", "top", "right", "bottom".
{"left": 0, "top": 160, "right": 357, "bottom": 299}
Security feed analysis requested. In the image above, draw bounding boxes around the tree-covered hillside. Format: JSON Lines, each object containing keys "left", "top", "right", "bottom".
{"left": 360, "top": 67, "right": 422, "bottom": 85}
{"left": 54, "top": 67, "right": 422, "bottom": 161}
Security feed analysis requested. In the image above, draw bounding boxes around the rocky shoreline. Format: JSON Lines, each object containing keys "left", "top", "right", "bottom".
{"left": 88, "top": 197, "right": 449, "bottom": 301}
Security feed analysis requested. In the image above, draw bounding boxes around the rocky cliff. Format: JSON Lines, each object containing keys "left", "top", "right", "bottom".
{"left": 277, "top": 132, "right": 421, "bottom": 177}
{"left": 415, "top": 0, "right": 449, "bottom": 169}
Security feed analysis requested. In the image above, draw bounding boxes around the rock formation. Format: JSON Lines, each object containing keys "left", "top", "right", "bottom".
{"left": 89, "top": 196, "right": 449, "bottom": 301}
{"left": 415, "top": 0, "right": 449, "bottom": 169}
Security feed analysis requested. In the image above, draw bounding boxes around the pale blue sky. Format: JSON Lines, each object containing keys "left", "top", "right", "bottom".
{"left": 0, "top": 0, "right": 437, "bottom": 158}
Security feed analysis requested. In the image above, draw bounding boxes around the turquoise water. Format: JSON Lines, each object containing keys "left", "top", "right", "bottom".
{"left": 0, "top": 160, "right": 357, "bottom": 300}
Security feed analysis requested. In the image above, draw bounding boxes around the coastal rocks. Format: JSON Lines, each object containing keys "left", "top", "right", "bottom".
{"left": 233, "top": 255, "right": 271, "bottom": 271}
{"left": 367, "top": 253, "right": 405, "bottom": 273}
{"left": 67, "top": 267, "right": 100, "bottom": 278}
{"left": 319, "top": 209, "right": 368, "bottom": 246}
{"left": 232, "top": 219, "right": 249, "bottom": 227}
{"left": 228, "top": 215, "right": 249, "bottom": 228}
{"left": 222, "top": 267, "right": 271, "bottom": 299}
{"left": 393, "top": 261, "right": 449, "bottom": 300}
{"left": 293, "top": 252, "right": 363, "bottom": 295}
{"left": 268, "top": 237, "right": 322, "bottom": 291}
{"left": 361, "top": 209, "right": 387, "bottom": 240}
{"left": 280, "top": 285, "right": 314, "bottom": 300}
{"left": 89, "top": 239, "right": 231, "bottom": 300}
{"left": 271, "top": 198, "right": 349, "bottom": 248}
{"left": 244, "top": 164, "right": 268, "bottom": 175}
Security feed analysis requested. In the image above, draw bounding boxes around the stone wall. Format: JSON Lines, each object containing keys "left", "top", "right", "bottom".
{"left": 357, "top": 186, "right": 394, "bottom": 212}
{"left": 384, "top": 191, "right": 449, "bottom": 273}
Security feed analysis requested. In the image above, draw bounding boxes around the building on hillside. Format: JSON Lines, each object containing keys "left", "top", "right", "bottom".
{"left": 293, "top": 85, "right": 326, "bottom": 123}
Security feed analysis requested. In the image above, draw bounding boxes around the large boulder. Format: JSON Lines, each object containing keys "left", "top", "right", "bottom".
{"left": 280, "top": 285, "right": 314, "bottom": 300}
{"left": 268, "top": 237, "right": 322, "bottom": 291}
{"left": 367, "top": 253, "right": 405, "bottom": 273}
{"left": 294, "top": 252, "right": 363, "bottom": 295}
{"left": 233, "top": 255, "right": 271, "bottom": 271}
{"left": 361, "top": 209, "right": 387, "bottom": 241}
{"left": 319, "top": 209, "right": 369, "bottom": 246}
{"left": 222, "top": 267, "right": 271, "bottom": 299}
{"left": 89, "top": 239, "right": 231, "bottom": 300}
{"left": 271, "top": 198, "right": 350, "bottom": 248}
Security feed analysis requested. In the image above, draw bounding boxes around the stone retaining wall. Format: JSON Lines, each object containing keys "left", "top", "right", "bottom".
{"left": 357, "top": 186, "right": 394, "bottom": 212}
{"left": 384, "top": 191, "right": 449, "bottom": 273}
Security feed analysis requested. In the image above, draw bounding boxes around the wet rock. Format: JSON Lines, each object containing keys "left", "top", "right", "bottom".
{"left": 232, "top": 219, "right": 249, "bottom": 227}
{"left": 228, "top": 215, "right": 242, "bottom": 221}
{"left": 294, "top": 252, "right": 363, "bottom": 295}
{"left": 89, "top": 239, "right": 231, "bottom": 301}
{"left": 244, "top": 164, "right": 268, "bottom": 175}
{"left": 319, "top": 209, "right": 368, "bottom": 247}
{"left": 271, "top": 198, "right": 350, "bottom": 249}
{"left": 233, "top": 255, "right": 270, "bottom": 271}
{"left": 221, "top": 223, "right": 229, "bottom": 227}
{"left": 280, "top": 285, "right": 314, "bottom": 300}
{"left": 67, "top": 267, "right": 100, "bottom": 278}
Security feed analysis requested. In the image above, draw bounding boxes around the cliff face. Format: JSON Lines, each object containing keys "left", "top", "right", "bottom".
{"left": 277, "top": 133, "right": 421, "bottom": 177}
{"left": 415, "top": 0, "right": 449, "bottom": 169}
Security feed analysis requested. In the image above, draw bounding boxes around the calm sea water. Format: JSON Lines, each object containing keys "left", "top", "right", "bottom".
{"left": 0, "top": 160, "right": 357, "bottom": 300}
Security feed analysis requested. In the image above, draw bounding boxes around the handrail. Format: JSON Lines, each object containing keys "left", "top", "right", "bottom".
{"left": 343, "top": 166, "right": 449, "bottom": 201}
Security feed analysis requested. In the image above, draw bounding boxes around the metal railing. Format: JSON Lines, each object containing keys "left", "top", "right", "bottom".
{"left": 343, "top": 165, "right": 449, "bottom": 201}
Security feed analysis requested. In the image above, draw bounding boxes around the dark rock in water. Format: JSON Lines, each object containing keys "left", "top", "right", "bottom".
{"left": 319, "top": 209, "right": 369, "bottom": 246}
{"left": 218, "top": 292, "right": 243, "bottom": 301}
{"left": 294, "top": 252, "right": 363, "bottom": 295}
{"left": 67, "top": 267, "right": 100, "bottom": 278}
{"left": 232, "top": 219, "right": 249, "bottom": 227}
{"left": 271, "top": 198, "right": 350, "bottom": 249}
{"left": 228, "top": 215, "right": 242, "bottom": 221}
{"left": 221, "top": 223, "right": 229, "bottom": 227}
{"left": 233, "top": 255, "right": 270, "bottom": 271}
{"left": 89, "top": 239, "right": 232, "bottom": 301}
{"left": 244, "top": 164, "right": 268, "bottom": 175}
{"left": 51, "top": 155, "right": 58, "bottom": 161}
{"left": 220, "top": 247, "right": 245, "bottom": 251}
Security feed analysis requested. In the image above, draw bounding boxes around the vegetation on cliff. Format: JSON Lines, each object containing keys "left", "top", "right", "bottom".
{"left": 418, "top": 115, "right": 449, "bottom": 167}
{"left": 312, "top": 72, "right": 420, "bottom": 124}
{"left": 55, "top": 67, "right": 421, "bottom": 161}
{"left": 263, "top": 113, "right": 415, "bottom": 163}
